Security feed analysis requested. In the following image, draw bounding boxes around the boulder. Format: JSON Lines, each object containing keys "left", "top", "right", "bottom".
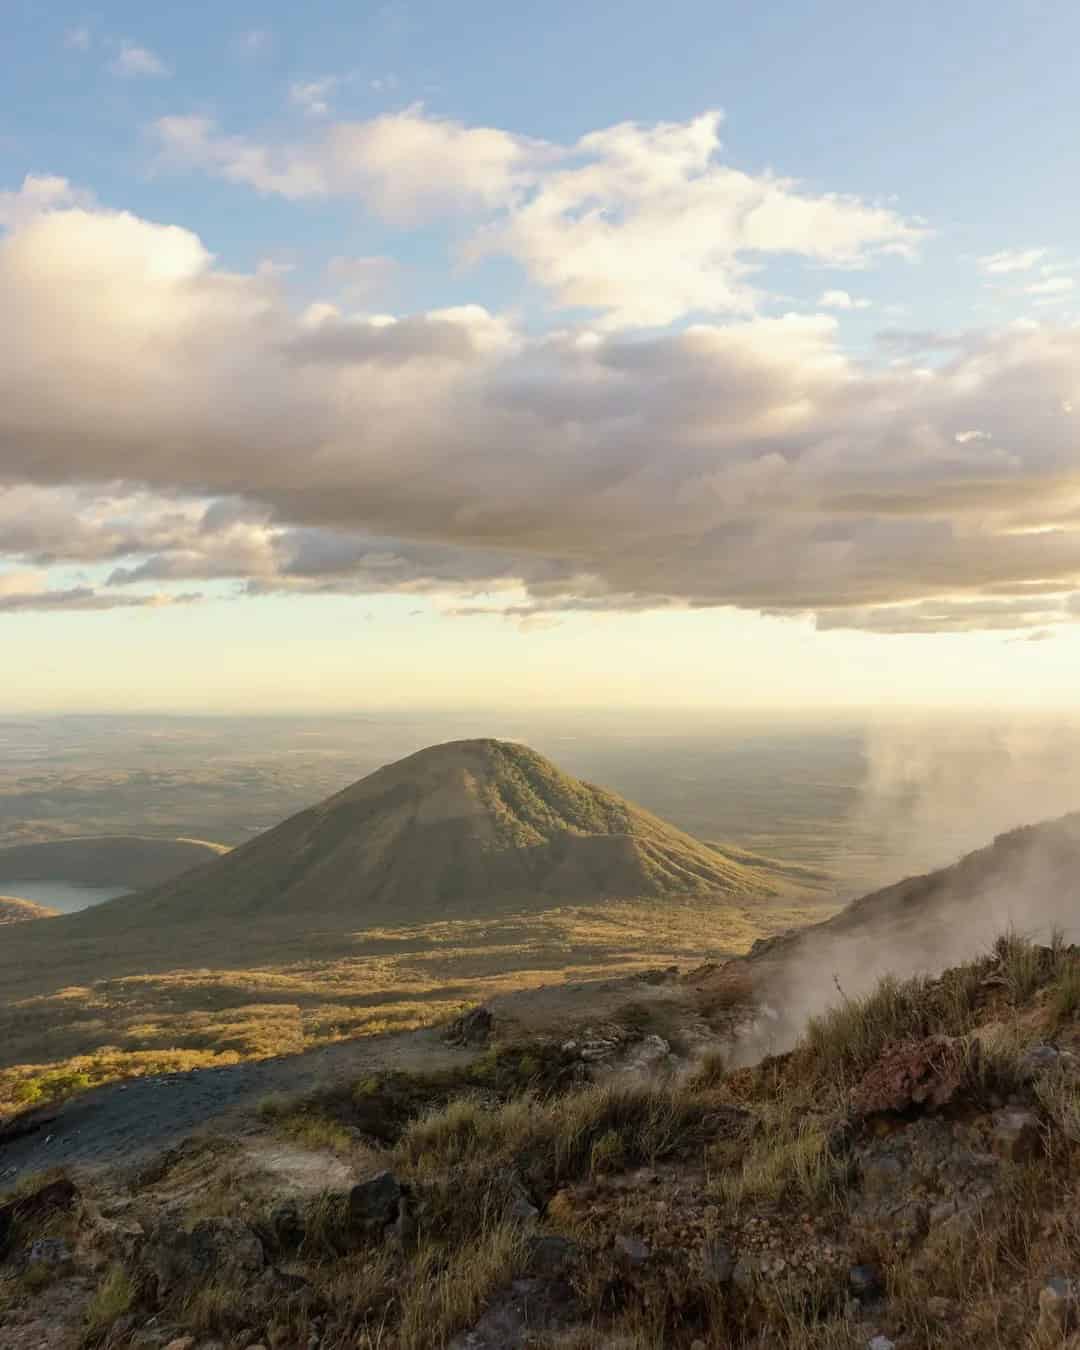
{"left": 348, "top": 1170, "right": 402, "bottom": 1232}
{"left": 147, "top": 1217, "right": 265, "bottom": 1297}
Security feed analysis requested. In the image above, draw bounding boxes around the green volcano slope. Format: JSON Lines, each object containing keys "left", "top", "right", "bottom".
{"left": 74, "top": 739, "right": 785, "bottom": 931}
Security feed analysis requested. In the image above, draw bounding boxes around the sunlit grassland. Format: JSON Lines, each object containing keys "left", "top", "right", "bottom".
{"left": 0, "top": 893, "right": 835, "bottom": 1115}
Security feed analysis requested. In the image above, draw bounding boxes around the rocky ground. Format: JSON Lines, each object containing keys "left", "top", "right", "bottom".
{"left": 2, "top": 939, "right": 1080, "bottom": 1348}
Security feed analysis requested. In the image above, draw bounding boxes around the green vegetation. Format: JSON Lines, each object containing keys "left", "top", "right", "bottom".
{"left": 82, "top": 1264, "right": 134, "bottom": 1340}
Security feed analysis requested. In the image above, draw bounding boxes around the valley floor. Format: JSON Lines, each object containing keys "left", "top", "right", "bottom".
{"left": 0, "top": 894, "right": 835, "bottom": 1116}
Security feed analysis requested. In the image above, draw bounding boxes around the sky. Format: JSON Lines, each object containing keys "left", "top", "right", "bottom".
{"left": 3, "top": 0, "right": 1080, "bottom": 711}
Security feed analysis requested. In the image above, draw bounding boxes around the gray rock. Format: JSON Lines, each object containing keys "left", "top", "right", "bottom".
{"left": 25, "top": 1236, "right": 73, "bottom": 1273}
{"left": 867, "top": 1338, "right": 896, "bottom": 1350}
{"left": 147, "top": 1217, "right": 265, "bottom": 1297}
{"left": 349, "top": 1170, "right": 402, "bottom": 1231}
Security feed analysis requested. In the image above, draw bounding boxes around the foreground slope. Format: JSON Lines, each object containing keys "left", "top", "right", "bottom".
{"left": 0, "top": 834, "right": 228, "bottom": 889}
{"left": 74, "top": 739, "right": 784, "bottom": 931}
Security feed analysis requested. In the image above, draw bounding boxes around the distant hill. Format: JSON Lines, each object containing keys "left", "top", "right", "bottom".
{"left": 75, "top": 739, "right": 786, "bottom": 931}
{"left": 0, "top": 836, "right": 229, "bottom": 889}
{"left": 0, "top": 896, "right": 58, "bottom": 924}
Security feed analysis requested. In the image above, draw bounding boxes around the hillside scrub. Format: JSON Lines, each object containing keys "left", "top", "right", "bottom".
{"left": 4, "top": 934, "right": 1080, "bottom": 1348}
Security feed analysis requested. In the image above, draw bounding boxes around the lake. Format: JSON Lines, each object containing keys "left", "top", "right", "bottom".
{"left": 0, "top": 880, "right": 130, "bottom": 914}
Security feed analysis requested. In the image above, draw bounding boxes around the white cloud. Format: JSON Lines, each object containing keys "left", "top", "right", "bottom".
{"left": 155, "top": 106, "right": 535, "bottom": 221}
{"left": 2, "top": 189, "right": 1079, "bottom": 633}
{"left": 111, "top": 41, "right": 170, "bottom": 77}
{"left": 156, "top": 106, "right": 922, "bottom": 328}
{"left": 1025, "top": 276, "right": 1074, "bottom": 296}
{"left": 819, "top": 289, "right": 871, "bottom": 310}
{"left": 289, "top": 76, "right": 338, "bottom": 117}
{"left": 64, "top": 25, "right": 91, "bottom": 51}
{"left": 979, "top": 248, "right": 1046, "bottom": 274}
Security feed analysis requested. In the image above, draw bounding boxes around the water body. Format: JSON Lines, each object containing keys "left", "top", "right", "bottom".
{"left": 0, "top": 880, "right": 129, "bottom": 913}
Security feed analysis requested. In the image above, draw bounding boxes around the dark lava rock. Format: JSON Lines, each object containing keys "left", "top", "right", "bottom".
{"left": 448, "top": 1277, "right": 580, "bottom": 1349}
{"left": 349, "top": 1170, "right": 402, "bottom": 1231}
{"left": 0, "top": 1176, "right": 78, "bottom": 1255}
{"left": 146, "top": 1217, "right": 265, "bottom": 1296}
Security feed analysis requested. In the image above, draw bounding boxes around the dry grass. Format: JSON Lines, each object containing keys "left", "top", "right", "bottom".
{"left": 82, "top": 1264, "right": 134, "bottom": 1342}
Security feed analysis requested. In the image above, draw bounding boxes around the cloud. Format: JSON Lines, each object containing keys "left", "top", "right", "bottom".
{"left": 111, "top": 41, "right": 170, "bottom": 78}
{"left": 154, "top": 106, "right": 537, "bottom": 221}
{"left": 819, "top": 289, "right": 871, "bottom": 310}
{"left": 64, "top": 26, "right": 91, "bottom": 51}
{"left": 1, "top": 188, "right": 1080, "bottom": 633}
{"left": 0, "top": 568, "right": 200, "bottom": 613}
{"left": 289, "top": 77, "right": 338, "bottom": 117}
{"left": 1025, "top": 276, "right": 1074, "bottom": 296}
{"left": 326, "top": 254, "right": 399, "bottom": 297}
{"left": 979, "top": 248, "right": 1046, "bottom": 274}
{"left": 155, "top": 107, "right": 922, "bottom": 327}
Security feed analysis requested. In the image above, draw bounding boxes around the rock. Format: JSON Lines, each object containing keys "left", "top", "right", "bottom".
{"left": 991, "top": 1108, "right": 1042, "bottom": 1162}
{"left": 848, "top": 1263, "right": 884, "bottom": 1300}
{"left": 445, "top": 1006, "right": 493, "bottom": 1047}
{"left": 851, "top": 1036, "right": 966, "bottom": 1116}
{"left": 348, "top": 1170, "right": 402, "bottom": 1231}
{"left": 447, "top": 1275, "right": 579, "bottom": 1348}
{"left": 163, "top": 1339, "right": 197, "bottom": 1350}
{"left": 867, "top": 1338, "right": 896, "bottom": 1350}
{"left": 526, "top": 1234, "right": 580, "bottom": 1278}
{"left": 25, "top": 1236, "right": 74, "bottom": 1273}
{"left": 147, "top": 1218, "right": 265, "bottom": 1297}
{"left": 615, "top": 1234, "right": 650, "bottom": 1265}
{"left": 1038, "top": 1276, "right": 1079, "bottom": 1333}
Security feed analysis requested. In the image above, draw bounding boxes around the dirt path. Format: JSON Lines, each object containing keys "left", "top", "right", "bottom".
{"left": 0, "top": 1026, "right": 479, "bottom": 1183}
{"left": 0, "top": 969, "right": 692, "bottom": 1184}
